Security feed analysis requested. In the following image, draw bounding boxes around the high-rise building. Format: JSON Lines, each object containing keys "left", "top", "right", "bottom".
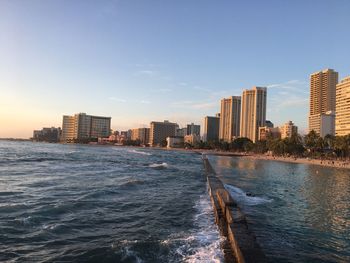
{"left": 219, "top": 96, "right": 241, "bottom": 142}
{"left": 336, "top": 76, "right": 350, "bottom": 136}
{"left": 309, "top": 69, "right": 338, "bottom": 134}
{"left": 203, "top": 116, "right": 220, "bottom": 142}
{"left": 61, "top": 115, "right": 75, "bottom": 142}
{"left": 186, "top": 123, "right": 200, "bottom": 136}
{"left": 280, "top": 121, "right": 298, "bottom": 139}
{"left": 240, "top": 87, "right": 267, "bottom": 143}
{"left": 61, "top": 113, "right": 111, "bottom": 142}
{"left": 149, "top": 120, "right": 177, "bottom": 146}
{"left": 131, "top": 128, "right": 150, "bottom": 145}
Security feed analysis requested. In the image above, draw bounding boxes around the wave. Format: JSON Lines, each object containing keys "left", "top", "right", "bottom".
{"left": 163, "top": 194, "right": 224, "bottom": 262}
{"left": 224, "top": 184, "right": 272, "bottom": 206}
{"left": 120, "top": 179, "right": 145, "bottom": 187}
{"left": 149, "top": 163, "right": 168, "bottom": 169}
{"left": 127, "top": 149, "right": 152, "bottom": 156}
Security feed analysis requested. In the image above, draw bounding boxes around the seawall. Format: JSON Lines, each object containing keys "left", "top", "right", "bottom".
{"left": 202, "top": 154, "right": 267, "bottom": 263}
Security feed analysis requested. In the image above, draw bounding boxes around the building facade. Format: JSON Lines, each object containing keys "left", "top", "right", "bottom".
{"left": 131, "top": 128, "right": 150, "bottom": 145}
{"left": 176, "top": 127, "right": 187, "bottom": 137}
{"left": 280, "top": 121, "right": 298, "bottom": 139}
{"left": 240, "top": 87, "right": 267, "bottom": 143}
{"left": 149, "top": 120, "right": 177, "bottom": 146}
{"left": 219, "top": 96, "right": 241, "bottom": 142}
{"left": 33, "top": 127, "right": 61, "bottom": 142}
{"left": 309, "top": 69, "right": 338, "bottom": 134}
{"left": 166, "top": 136, "right": 184, "bottom": 148}
{"left": 258, "top": 127, "right": 280, "bottom": 141}
{"left": 203, "top": 116, "right": 220, "bottom": 142}
{"left": 61, "top": 113, "right": 111, "bottom": 142}
{"left": 336, "top": 76, "right": 350, "bottom": 136}
{"left": 186, "top": 123, "right": 200, "bottom": 136}
{"left": 309, "top": 111, "right": 335, "bottom": 137}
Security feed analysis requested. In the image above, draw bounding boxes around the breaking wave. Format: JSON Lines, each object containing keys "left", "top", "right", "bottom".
{"left": 224, "top": 184, "right": 272, "bottom": 206}
{"left": 127, "top": 149, "right": 152, "bottom": 156}
{"left": 149, "top": 162, "right": 168, "bottom": 169}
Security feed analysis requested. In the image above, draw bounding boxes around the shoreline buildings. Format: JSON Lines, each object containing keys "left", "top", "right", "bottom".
{"left": 219, "top": 96, "right": 241, "bottom": 142}
{"left": 203, "top": 114, "right": 220, "bottom": 142}
{"left": 33, "top": 127, "right": 61, "bottom": 143}
{"left": 186, "top": 123, "right": 200, "bottom": 136}
{"left": 280, "top": 121, "right": 298, "bottom": 139}
{"left": 309, "top": 69, "right": 338, "bottom": 136}
{"left": 240, "top": 87, "right": 267, "bottom": 143}
{"left": 336, "top": 76, "right": 350, "bottom": 136}
{"left": 149, "top": 120, "right": 177, "bottom": 146}
{"left": 61, "top": 113, "right": 111, "bottom": 143}
{"left": 131, "top": 128, "right": 150, "bottom": 145}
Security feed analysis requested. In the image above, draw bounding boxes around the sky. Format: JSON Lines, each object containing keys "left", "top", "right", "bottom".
{"left": 1, "top": 0, "right": 350, "bottom": 138}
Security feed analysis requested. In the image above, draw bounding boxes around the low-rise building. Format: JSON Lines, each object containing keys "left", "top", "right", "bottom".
{"left": 166, "top": 136, "right": 184, "bottom": 148}
{"left": 280, "top": 121, "right": 298, "bottom": 139}
{"left": 184, "top": 134, "right": 201, "bottom": 145}
{"left": 258, "top": 127, "right": 280, "bottom": 141}
{"left": 33, "top": 127, "right": 61, "bottom": 142}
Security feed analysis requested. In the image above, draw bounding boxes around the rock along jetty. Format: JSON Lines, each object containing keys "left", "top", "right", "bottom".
{"left": 202, "top": 154, "right": 267, "bottom": 263}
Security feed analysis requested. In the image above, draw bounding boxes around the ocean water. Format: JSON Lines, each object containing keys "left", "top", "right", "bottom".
{"left": 209, "top": 156, "right": 350, "bottom": 263}
{"left": 0, "top": 141, "right": 224, "bottom": 262}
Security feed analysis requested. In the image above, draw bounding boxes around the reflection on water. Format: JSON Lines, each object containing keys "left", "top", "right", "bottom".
{"left": 209, "top": 156, "right": 350, "bottom": 263}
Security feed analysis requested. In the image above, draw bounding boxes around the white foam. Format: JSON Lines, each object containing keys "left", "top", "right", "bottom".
{"left": 166, "top": 194, "right": 224, "bottom": 262}
{"left": 42, "top": 223, "right": 60, "bottom": 230}
{"left": 149, "top": 162, "right": 168, "bottom": 169}
{"left": 224, "top": 184, "right": 272, "bottom": 206}
{"left": 127, "top": 149, "right": 152, "bottom": 156}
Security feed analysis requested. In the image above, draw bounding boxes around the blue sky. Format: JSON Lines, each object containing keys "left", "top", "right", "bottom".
{"left": 1, "top": 0, "right": 349, "bottom": 138}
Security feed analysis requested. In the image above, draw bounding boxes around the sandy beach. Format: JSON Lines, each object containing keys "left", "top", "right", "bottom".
{"left": 200, "top": 150, "right": 350, "bottom": 170}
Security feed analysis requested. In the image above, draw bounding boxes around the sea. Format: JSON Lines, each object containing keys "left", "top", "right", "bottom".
{"left": 0, "top": 140, "right": 349, "bottom": 262}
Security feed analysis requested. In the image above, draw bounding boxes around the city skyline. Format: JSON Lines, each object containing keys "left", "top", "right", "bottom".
{"left": 1, "top": 1, "right": 350, "bottom": 138}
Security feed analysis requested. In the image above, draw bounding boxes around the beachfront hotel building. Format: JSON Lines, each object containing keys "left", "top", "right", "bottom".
{"left": 219, "top": 96, "right": 241, "bottom": 142}
{"left": 309, "top": 111, "right": 335, "bottom": 137}
{"left": 240, "top": 87, "right": 267, "bottom": 143}
{"left": 203, "top": 115, "right": 220, "bottom": 142}
{"left": 336, "top": 76, "right": 350, "bottom": 136}
{"left": 61, "top": 113, "right": 111, "bottom": 142}
{"left": 131, "top": 128, "right": 150, "bottom": 145}
{"left": 149, "top": 120, "right": 177, "bottom": 146}
{"left": 309, "top": 69, "right": 338, "bottom": 135}
{"left": 280, "top": 121, "right": 298, "bottom": 139}
{"left": 186, "top": 123, "right": 201, "bottom": 136}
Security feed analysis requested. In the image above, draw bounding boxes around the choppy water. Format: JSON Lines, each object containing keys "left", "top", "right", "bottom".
{"left": 210, "top": 156, "right": 350, "bottom": 263}
{"left": 0, "top": 141, "right": 224, "bottom": 262}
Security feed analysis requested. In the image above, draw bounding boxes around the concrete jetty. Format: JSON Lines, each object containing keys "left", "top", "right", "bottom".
{"left": 202, "top": 154, "right": 267, "bottom": 263}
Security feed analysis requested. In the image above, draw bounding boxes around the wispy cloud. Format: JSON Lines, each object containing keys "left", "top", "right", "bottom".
{"left": 150, "top": 88, "right": 172, "bottom": 93}
{"left": 135, "top": 70, "right": 158, "bottom": 76}
{"left": 140, "top": 100, "right": 151, "bottom": 104}
{"left": 266, "top": 79, "right": 308, "bottom": 93}
{"left": 109, "top": 97, "right": 127, "bottom": 103}
{"left": 171, "top": 100, "right": 217, "bottom": 109}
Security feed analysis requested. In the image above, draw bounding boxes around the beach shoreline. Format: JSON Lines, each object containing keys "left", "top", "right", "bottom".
{"left": 200, "top": 150, "right": 350, "bottom": 170}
